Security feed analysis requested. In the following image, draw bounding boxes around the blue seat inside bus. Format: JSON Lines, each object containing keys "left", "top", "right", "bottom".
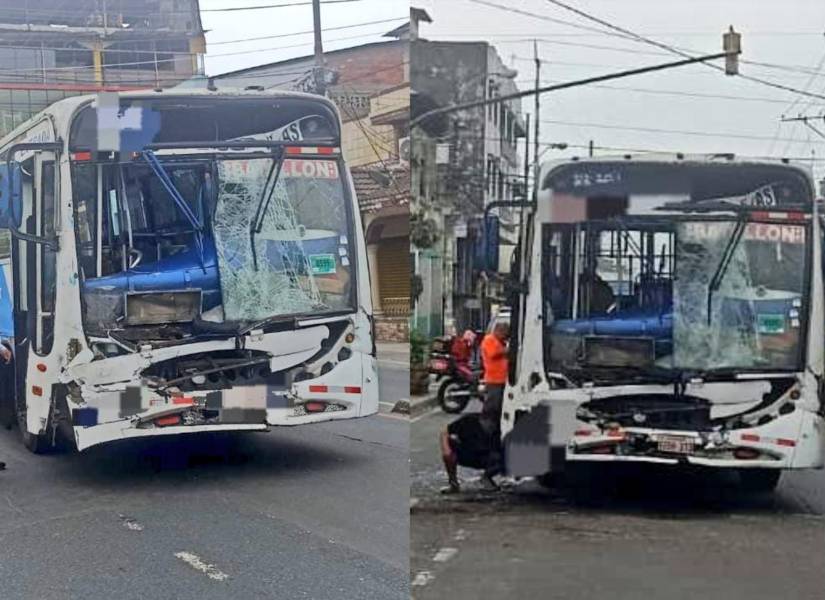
{"left": 82, "top": 236, "right": 222, "bottom": 312}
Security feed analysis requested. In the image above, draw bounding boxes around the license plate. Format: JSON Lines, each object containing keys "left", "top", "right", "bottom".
{"left": 429, "top": 359, "right": 449, "bottom": 372}
{"left": 656, "top": 435, "right": 695, "bottom": 454}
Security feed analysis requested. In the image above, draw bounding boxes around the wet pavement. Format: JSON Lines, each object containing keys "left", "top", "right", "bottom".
{"left": 0, "top": 362, "right": 409, "bottom": 600}
{"left": 411, "top": 400, "right": 825, "bottom": 600}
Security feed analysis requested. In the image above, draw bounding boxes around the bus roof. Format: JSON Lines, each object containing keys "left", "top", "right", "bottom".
{"left": 536, "top": 154, "right": 815, "bottom": 210}
{"left": 537, "top": 153, "right": 814, "bottom": 189}
{"left": 0, "top": 88, "right": 340, "bottom": 151}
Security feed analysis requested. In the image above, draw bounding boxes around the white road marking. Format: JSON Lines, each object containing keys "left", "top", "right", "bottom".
{"left": 174, "top": 551, "right": 229, "bottom": 581}
{"left": 411, "top": 571, "right": 435, "bottom": 587}
{"left": 410, "top": 406, "right": 440, "bottom": 423}
{"left": 432, "top": 547, "right": 458, "bottom": 563}
{"left": 377, "top": 359, "right": 409, "bottom": 367}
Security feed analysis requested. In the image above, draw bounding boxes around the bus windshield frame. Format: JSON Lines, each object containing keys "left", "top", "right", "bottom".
{"left": 538, "top": 160, "right": 815, "bottom": 383}
{"left": 68, "top": 96, "right": 358, "bottom": 340}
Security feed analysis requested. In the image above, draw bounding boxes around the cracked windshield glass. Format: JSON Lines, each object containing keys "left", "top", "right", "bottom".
{"left": 214, "top": 157, "right": 352, "bottom": 322}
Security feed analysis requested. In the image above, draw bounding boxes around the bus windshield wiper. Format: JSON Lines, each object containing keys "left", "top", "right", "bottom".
{"left": 706, "top": 213, "right": 748, "bottom": 325}
{"left": 250, "top": 148, "right": 286, "bottom": 271}
{"left": 238, "top": 308, "right": 350, "bottom": 336}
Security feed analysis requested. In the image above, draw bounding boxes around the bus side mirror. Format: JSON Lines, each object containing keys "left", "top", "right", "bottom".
{"left": 0, "top": 163, "right": 22, "bottom": 230}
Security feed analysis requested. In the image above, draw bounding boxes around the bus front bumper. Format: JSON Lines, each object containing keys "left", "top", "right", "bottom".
{"left": 71, "top": 353, "right": 379, "bottom": 451}
{"left": 565, "top": 408, "right": 825, "bottom": 470}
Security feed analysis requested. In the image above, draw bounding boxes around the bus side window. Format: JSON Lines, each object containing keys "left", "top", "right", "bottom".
{"left": 37, "top": 160, "right": 56, "bottom": 355}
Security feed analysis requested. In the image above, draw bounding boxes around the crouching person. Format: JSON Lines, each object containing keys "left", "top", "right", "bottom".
{"left": 440, "top": 411, "right": 501, "bottom": 493}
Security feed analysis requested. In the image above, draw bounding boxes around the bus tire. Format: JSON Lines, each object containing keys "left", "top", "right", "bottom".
{"left": 0, "top": 361, "right": 14, "bottom": 429}
{"left": 738, "top": 468, "right": 781, "bottom": 493}
{"left": 15, "top": 394, "right": 49, "bottom": 454}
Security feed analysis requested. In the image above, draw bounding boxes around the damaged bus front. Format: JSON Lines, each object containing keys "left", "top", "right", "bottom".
{"left": 504, "top": 157, "right": 825, "bottom": 491}
{"left": 0, "top": 91, "right": 378, "bottom": 452}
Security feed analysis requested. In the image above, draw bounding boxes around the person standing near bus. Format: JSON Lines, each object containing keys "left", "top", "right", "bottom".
{"left": 479, "top": 322, "right": 509, "bottom": 485}
{"left": 481, "top": 322, "right": 509, "bottom": 423}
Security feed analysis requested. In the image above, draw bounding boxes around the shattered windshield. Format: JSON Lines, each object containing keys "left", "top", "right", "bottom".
{"left": 69, "top": 96, "right": 353, "bottom": 338}
{"left": 673, "top": 220, "right": 805, "bottom": 370}
{"left": 213, "top": 157, "right": 353, "bottom": 322}
{"left": 542, "top": 219, "right": 808, "bottom": 377}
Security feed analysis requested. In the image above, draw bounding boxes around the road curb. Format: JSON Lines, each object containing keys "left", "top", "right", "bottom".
{"left": 391, "top": 399, "right": 410, "bottom": 414}
{"left": 410, "top": 394, "right": 439, "bottom": 418}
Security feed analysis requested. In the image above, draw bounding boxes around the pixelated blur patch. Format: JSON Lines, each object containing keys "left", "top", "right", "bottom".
{"left": 72, "top": 407, "right": 99, "bottom": 427}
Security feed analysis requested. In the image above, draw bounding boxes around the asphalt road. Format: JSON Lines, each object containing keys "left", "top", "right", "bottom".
{"left": 411, "top": 401, "right": 825, "bottom": 600}
{"left": 0, "top": 361, "right": 409, "bottom": 600}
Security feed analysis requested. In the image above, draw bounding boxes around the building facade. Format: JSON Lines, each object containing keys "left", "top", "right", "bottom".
{"left": 0, "top": 0, "right": 205, "bottom": 138}
{"left": 411, "top": 30, "right": 525, "bottom": 335}
{"left": 211, "top": 32, "right": 411, "bottom": 342}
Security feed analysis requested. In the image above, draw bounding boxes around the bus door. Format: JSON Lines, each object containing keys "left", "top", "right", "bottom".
{"left": 10, "top": 149, "right": 58, "bottom": 429}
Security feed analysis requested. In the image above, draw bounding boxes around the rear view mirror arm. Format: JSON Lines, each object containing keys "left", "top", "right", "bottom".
{"left": 4, "top": 141, "right": 63, "bottom": 250}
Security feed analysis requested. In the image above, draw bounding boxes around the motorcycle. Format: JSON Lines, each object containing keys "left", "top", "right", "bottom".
{"left": 427, "top": 335, "right": 485, "bottom": 414}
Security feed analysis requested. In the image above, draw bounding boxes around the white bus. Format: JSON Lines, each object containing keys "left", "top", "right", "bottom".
{"left": 503, "top": 156, "right": 825, "bottom": 492}
{"left": 0, "top": 90, "right": 378, "bottom": 452}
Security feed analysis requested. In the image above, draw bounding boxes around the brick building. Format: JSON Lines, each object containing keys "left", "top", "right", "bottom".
{"left": 0, "top": 0, "right": 205, "bottom": 138}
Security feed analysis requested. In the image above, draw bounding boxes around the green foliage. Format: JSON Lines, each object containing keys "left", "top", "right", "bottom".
{"left": 410, "top": 328, "right": 428, "bottom": 367}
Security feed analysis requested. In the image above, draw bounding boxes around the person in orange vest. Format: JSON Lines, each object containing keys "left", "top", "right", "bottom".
{"left": 480, "top": 322, "right": 509, "bottom": 420}
{"left": 438, "top": 322, "right": 510, "bottom": 494}
{"left": 479, "top": 322, "right": 509, "bottom": 487}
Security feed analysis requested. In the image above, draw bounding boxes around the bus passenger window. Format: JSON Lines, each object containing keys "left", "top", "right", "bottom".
{"left": 37, "top": 160, "right": 57, "bottom": 355}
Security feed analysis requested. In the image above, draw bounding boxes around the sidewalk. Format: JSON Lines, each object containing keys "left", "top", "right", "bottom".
{"left": 376, "top": 342, "right": 409, "bottom": 366}
{"left": 410, "top": 377, "right": 439, "bottom": 417}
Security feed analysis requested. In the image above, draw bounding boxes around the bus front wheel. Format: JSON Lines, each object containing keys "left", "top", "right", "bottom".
{"left": 15, "top": 394, "right": 49, "bottom": 454}
{"left": 0, "top": 361, "right": 14, "bottom": 429}
{"left": 738, "top": 468, "right": 781, "bottom": 493}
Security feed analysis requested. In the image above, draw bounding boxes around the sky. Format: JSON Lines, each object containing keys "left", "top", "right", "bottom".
{"left": 199, "top": 0, "right": 408, "bottom": 75}
{"left": 414, "top": 0, "right": 825, "bottom": 181}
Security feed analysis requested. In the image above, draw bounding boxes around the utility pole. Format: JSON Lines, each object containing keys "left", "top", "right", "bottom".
{"left": 521, "top": 112, "right": 530, "bottom": 249}
{"left": 533, "top": 39, "right": 541, "bottom": 200}
{"left": 523, "top": 113, "right": 531, "bottom": 200}
{"left": 311, "top": 0, "right": 326, "bottom": 95}
{"left": 589, "top": 139, "right": 594, "bottom": 157}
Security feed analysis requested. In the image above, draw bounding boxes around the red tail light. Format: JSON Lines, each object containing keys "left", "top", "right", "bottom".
{"left": 305, "top": 401, "right": 327, "bottom": 413}
{"left": 155, "top": 415, "right": 181, "bottom": 427}
{"left": 733, "top": 447, "right": 760, "bottom": 460}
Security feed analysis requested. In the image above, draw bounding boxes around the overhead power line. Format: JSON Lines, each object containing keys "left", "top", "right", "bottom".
{"left": 540, "top": 118, "right": 825, "bottom": 144}
{"left": 465, "top": 0, "right": 636, "bottom": 41}
{"left": 208, "top": 16, "right": 407, "bottom": 45}
{"left": 541, "top": 0, "right": 825, "bottom": 102}
{"left": 201, "top": 0, "right": 363, "bottom": 11}
{"left": 0, "top": 26, "right": 398, "bottom": 77}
